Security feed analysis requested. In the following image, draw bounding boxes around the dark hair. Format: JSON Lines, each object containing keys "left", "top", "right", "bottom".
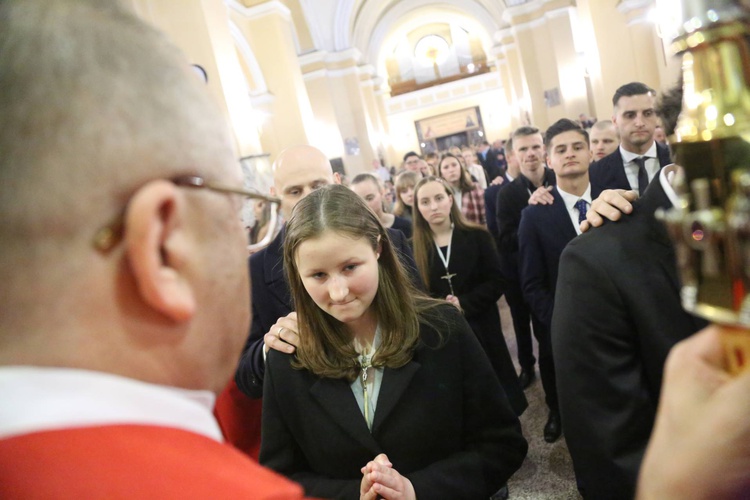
{"left": 505, "top": 136, "right": 513, "bottom": 152}
{"left": 544, "top": 118, "right": 589, "bottom": 149}
{"left": 656, "top": 78, "right": 683, "bottom": 137}
{"left": 403, "top": 151, "right": 420, "bottom": 162}
{"left": 510, "top": 126, "right": 541, "bottom": 149}
{"left": 283, "top": 184, "right": 437, "bottom": 381}
{"left": 612, "top": 81, "right": 656, "bottom": 107}
{"left": 351, "top": 172, "right": 381, "bottom": 188}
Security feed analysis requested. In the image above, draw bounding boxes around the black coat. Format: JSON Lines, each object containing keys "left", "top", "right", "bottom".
{"left": 495, "top": 169, "right": 556, "bottom": 278}
{"left": 424, "top": 227, "right": 527, "bottom": 415}
{"left": 260, "top": 304, "right": 528, "bottom": 500}
{"left": 551, "top": 177, "right": 707, "bottom": 499}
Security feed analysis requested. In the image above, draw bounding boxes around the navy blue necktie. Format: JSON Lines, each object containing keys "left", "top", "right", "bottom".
{"left": 633, "top": 157, "right": 649, "bottom": 195}
{"left": 574, "top": 199, "right": 588, "bottom": 225}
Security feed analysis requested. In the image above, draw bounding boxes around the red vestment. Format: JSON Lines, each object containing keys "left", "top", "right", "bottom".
{"left": 0, "top": 424, "right": 304, "bottom": 499}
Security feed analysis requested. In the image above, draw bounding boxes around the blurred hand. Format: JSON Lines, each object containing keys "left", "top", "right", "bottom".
{"left": 360, "top": 454, "right": 416, "bottom": 500}
{"left": 446, "top": 294, "right": 461, "bottom": 310}
{"left": 637, "top": 326, "right": 750, "bottom": 499}
{"left": 528, "top": 185, "right": 554, "bottom": 206}
{"left": 490, "top": 176, "right": 505, "bottom": 186}
{"left": 263, "top": 312, "right": 299, "bottom": 354}
{"left": 580, "top": 189, "right": 638, "bottom": 233}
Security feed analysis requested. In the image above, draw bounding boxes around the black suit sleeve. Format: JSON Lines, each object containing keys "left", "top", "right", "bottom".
{"left": 552, "top": 240, "right": 655, "bottom": 500}
{"left": 388, "top": 227, "right": 425, "bottom": 291}
{"left": 518, "top": 208, "right": 554, "bottom": 328}
{"left": 235, "top": 256, "right": 269, "bottom": 399}
{"left": 456, "top": 231, "right": 505, "bottom": 318}
{"left": 496, "top": 186, "right": 521, "bottom": 257}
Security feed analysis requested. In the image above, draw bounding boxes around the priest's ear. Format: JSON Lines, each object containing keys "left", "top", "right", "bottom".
{"left": 124, "top": 180, "right": 196, "bottom": 322}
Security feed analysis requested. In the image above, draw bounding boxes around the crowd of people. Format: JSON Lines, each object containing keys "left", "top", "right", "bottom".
{"left": 2, "top": 1, "right": 749, "bottom": 499}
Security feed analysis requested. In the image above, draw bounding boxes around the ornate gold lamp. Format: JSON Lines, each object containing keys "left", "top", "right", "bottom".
{"left": 659, "top": 0, "right": 750, "bottom": 373}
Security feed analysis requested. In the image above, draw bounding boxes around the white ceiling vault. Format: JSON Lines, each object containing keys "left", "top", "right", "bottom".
{"left": 297, "top": 0, "right": 519, "bottom": 78}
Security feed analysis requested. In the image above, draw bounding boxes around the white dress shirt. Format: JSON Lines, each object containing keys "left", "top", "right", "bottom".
{"left": 620, "top": 142, "right": 660, "bottom": 191}
{"left": 0, "top": 366, "right": 222, "bottom": 441}
{"left": 556, "top": 184, "right": 593, "bottom": 235}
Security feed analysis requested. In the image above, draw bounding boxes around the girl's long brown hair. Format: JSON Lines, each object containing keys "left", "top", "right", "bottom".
{"left": 283, "top": 184, "right": 440, "bottom": 381}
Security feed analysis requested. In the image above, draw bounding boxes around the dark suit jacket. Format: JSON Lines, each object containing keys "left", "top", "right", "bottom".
{"left": 588, "top": 142, "right": 671, "bottom": 191}
{"left": 483, "top": 174, "right": 513, "bottom": 240}
{"left": 236, "top": 226, "right": 421, "bottom": 398}
{"left": 495, "top": 169, "right": 556, "bottom": 277}
{"left": 551, "top": 178, "right": 708, "bottom": 499}
{"left": 518, "top": 184, "right": 602, "bottom": 329}
{"left": 260, "top": 304, "right": 528, "bottom": 500}
{"left": 479, "top": 149, "right": 502, "bottom": 182}
{"left": 424, "top": 227, "right": 527, "bottom": 415}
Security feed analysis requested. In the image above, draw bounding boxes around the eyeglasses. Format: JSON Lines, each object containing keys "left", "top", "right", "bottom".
{"left": 93, "top": 175, "right": 281, "bottom": 253}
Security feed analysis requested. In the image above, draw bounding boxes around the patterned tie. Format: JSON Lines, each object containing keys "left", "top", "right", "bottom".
{"left": 633, "top": 156, "right": 649, "bottom": 195}
{"left": 574, "top": 199, "right": 588, "bottom": 225}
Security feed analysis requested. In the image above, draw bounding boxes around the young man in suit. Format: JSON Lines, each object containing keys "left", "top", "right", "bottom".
{"left": 496, "top": 127, "right": 558, "bottom": 440}
{"left": 235, "top": 146, "right": 420, "bottom": 398}
{"left": 589, "top": 82, "right": 672, "bottom": 192}
{"left": 551, "top": 84, "right": 708, "bottom": 499}
{"left": 517, "top": 119, "right": 601, "bottom": 444}
{"left": 0, "top": 1, "right": 303, "bottom": 497}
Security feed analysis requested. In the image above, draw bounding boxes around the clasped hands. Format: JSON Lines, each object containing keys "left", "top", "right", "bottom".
{"left": 360, "top": 454, "right": 416, "bottom": 500}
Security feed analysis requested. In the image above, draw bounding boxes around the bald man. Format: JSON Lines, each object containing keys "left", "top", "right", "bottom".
{"left": 235, "top": 145, "right": 420, "bottom": 398}
{"left": 0, "top": 1, "right": 303, "bottom": 497}
{"left": 589, "top": 120, "right": 620, "bottom": 161}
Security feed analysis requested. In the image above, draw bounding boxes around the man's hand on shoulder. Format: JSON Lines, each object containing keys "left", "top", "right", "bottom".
{"left": 580, "top": 189, "right": 639, "bottom": 233}
{"left": 528, "top": 185, "right": 554, "bottom": 206}
{"left": 264, "top": 312, "right": 299, "bottom": 355}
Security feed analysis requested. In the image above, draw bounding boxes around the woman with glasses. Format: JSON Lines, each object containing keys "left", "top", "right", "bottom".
{"left": 259, "top": 184, "right": 527, "bottom": 500}
{"left": 411, "top": 176, "right": 527, "bottom": 417}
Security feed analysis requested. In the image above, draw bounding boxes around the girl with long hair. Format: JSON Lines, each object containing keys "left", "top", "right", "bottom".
{"left": 392, "top": 170, "right": 419, "bottom": 221}
{"left": 411, "top": 176, "right": 527, "bottom": 416}
{"left": 437, "top": 153, "right": 486, "bottom": 225}
{"left": 260, "top": 184, "right": 527, "bottom": 500}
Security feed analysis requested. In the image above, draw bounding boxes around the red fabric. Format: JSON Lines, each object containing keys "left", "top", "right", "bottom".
{"left": 0, "top": 425, "right": 303, "bottom": 500}
{"left": 214, "top": 378, "right": 263, "bottom": 460}
{"left": 461, "top": 185, "right": 486, "bottom": 225}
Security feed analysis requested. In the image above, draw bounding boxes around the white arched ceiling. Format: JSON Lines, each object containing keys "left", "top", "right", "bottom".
{"left": 350, "top": 1, "right": 503, "bottom": 77}
{"left": 229, "top": 20, "right": 268, "bottom": 96}
{"left": 372, "top": 10, "right": 498, "bottom": 79}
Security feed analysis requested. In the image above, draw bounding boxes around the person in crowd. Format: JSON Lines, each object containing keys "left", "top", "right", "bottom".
{"left": 402, "top": 151, "right": 422, "bottom": 174}
{"left": 589, "top": 119, "right": 620, "bottom": 162}
{"left": 518, "top": 119, "right": 603, "bottom": 444}
{"left": 411, "top": 176, "right": 527, "bottom": 417}
{"left": 0, "top": 1, "right": 304, "bottom": 497}
{"left": 495, "top": 126, "right": 557, "bottom": 436}
{"left": 249, "top": 199, "right": 272, "bottom": 245}
{"left": 373, "top": 159, "right": 392, "bottom": 184}
{"left": 235, "top": 146, "right": 420, "bottom": 399}
{"left": 424, "top": 152, "right": 439, "bottom": 176}
{"left": 636, "top": 326, "right": 750, "bottom": 499}
{"left": 437, "top": 153, "right": 486, "bottom": 225}
{"left": 393, "top": 170, "right": 419, "bottom": 222}
{"left": 260, "top": 185, "right": 528, "bottom": 500}
{"left": 589, "top": 82, "right": 671, "bottom": 192}
{"left": 477, "top": 140, "right": 503, "bottom": 181}
{"left": 652, "top": 125, "right": 668, "bottom": 145}
{"left": 578, "top": 113, "right": 596, "bottom": 129}
{"left": 484, "top": 136, "right": 516, "bottom": 239}
{"left": 552, "top": 83, "right": 708, "bottom": 499}
{"left": 351, "top": 173, "right": 412, "bottom": 239}
{"left": 461, "top": 147, "right": 489, "bottom": 189}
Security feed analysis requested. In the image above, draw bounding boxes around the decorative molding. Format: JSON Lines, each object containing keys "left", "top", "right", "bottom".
{"left": 334, "top": 0, "right": 356, "bottom": 51}
{"left": 225, "top": 0, "right": 291, "bottom": 22}
{"left": 386, "top": 72, "right": 503, "bottom": 115}
{"left": 616, "top": 0, "right": 652, "bottom": 14}
{"left": 298, "top": 0, "right": 325, "bottom": 50}
{"left": 229, "top": 21, "right": 268, "bottom": 95}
